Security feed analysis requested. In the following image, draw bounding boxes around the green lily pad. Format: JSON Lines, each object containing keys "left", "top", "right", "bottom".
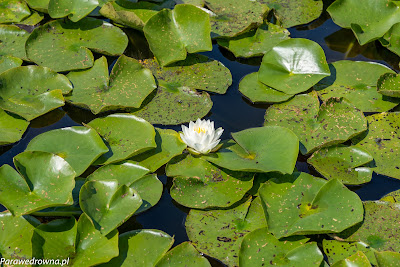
{"left": 381, "top": 189, "right": 400, "bottom": 203}
{"left": 79, "top": 179, "right": 142, "bottom": 234}
{"left": 374, "top": 251, "right": 400, "bottom": 267}
{"left": 352, "top": 112, "right": 400, "bottom": 180}
{"left": 377, "top": 73, "right": 400, "bottom": 98}
{"left": 87, "top": 114, "right": 156, "bottom": 165}
{"left": 26, "top": 0, "right": 49, "bottom": 13}
{"left": 0, "top": 65, "right": 73, "bottom": 120}
{"left": 308, "top": 145, "right": 374, "bottom": 185}
{"left": 217, "top": 23, "right": 290, "bottom": 58}
{"left": 0, "top": 212, "right": 40, "bottom": 260}
{"left": 0, "top": 108, "right": 29, "bottom": 146}
{"left": 264, "top": 92, "right": 368, "bottom": 155}
{"left": 26, "top": 126, "right": 109, "bottom": 176}
{"left": 18, "top": 11, "right": 44, "bottom": 25}
{"left": 166, "top": 155, "right": 254, "bottom": 209}
{"left": 0, "top": 55, "right": 22, "bottom": 74}
{"left": 139, "top": 54, "right": 232, "bottom": 94}
{"left": 0, "top": 0, "right": 31, "bottom": 23}
{"left": 155, "top": 242, "right": 211, "bottom": 267}
{"left": 0, "top": 151, "right": 76, "bottom": 216}
{"left": 238, "top": 72, "right": 293, "bottom": 103}
{"left": 262, "top": 0, "right": 323, "bottom": 28}
{"left": 239, "top": 227, "right": 322, "bottom": 267}
{"left": 186, "top": 197, "right": 267, "bottom": 266}
{"left": 205, "top": 0, "right": 268, "bottom": 38}
{"left": 143, "top": 4, "right": 212, "bottom": 66}
{"left": 129, "top": 128, "right": 186, "bottom": 172}
{"left": 26, "top": 18, "right": 128, "bottom": 72}
{"left": 331, "top": 251, "right": 372, "bottom": 267}
{"left": 315, "top": 61, "right": 400, "bottom": 112}
{"left": 48, "top": 0, "right": 99, "bottom": 22}
{"left": 258, "top": 38, "right": 330, "bottom": 94}
{"left": 101, "top": 229, "right": 174, "bottom": 266}
{"left": 205, "top": 126, "right": 299, "bottom": 173}
{"left": 327, "top": 0, "right": 400, "bottom": 45}
{"left": 0, "top": 25, "right": 30, "bottom": 60}
{"left": 340, "top": 201, "right": 400, "bottom": 253}
{"left": 66, "top": 56, "right": 157, "bottom": 114}
{"left": 380, "top": 23, "right": 400, "bottom": 57}
{"left": 259, "top": 172, "right": 364, "bottom": 238}
{"left": 130, "top": 84, "right": 213, "bottom": 125}
{"left": 323, "top": 240, "right": 378, "bottom": 266}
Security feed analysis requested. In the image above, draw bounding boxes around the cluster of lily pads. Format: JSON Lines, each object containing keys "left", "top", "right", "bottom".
{"left": 1, "top": 0, "right": 400, "bottom": 266}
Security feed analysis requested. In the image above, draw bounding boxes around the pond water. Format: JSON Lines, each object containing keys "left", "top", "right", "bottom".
{"left": 1, "top": 6, "right": 400, "bottom": 266}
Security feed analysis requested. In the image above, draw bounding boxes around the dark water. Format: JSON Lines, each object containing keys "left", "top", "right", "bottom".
{"left": 2, "top": 7, "right": 400, "bottom": 266}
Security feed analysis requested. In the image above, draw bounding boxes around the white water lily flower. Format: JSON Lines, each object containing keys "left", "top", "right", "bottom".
{"left": 180, "top": 119, "right": 224, "bottom": 155}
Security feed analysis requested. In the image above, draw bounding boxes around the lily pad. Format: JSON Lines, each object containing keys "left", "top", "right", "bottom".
{"left": 139, "top": 54, "right": 232, "bottom": 94}
{"left": 352, "top": 112, "right": 400, "bottom": 180}
{"left": 155, "top": 242, "right": 211, "bottom": 267}
{"left": 264, "top": 92, "right": 368, "bottom": 155}
{"left": 377, "top": 73, "right": 400, "bottom": 98}
{"left": 129, "top": 128, "right": 186, "bottom": 172}
{"left": 48, "top": 0, "right": 99, "bottom": 22}
{"left": 185, "top": 197, "right": 267, "bottom": 266}
{"left": 87, "top": 114, "right": 156, "bottom": 165}
{"left": 239, "top": 72, "right": 293, "bottom": 103}
{"left": 143, "top": 4, "right": 212, "bottom": 66}
{"left": 26, "top": 126, "right": 109, "bottom": 176}
{"left": 79, "top": 179, "right": 142, "bottom": 234}
{"left": 380, "top": 23, "right": 400, "bottom": 57}
{"left": 315, "top": 61, "right": 400, "bottom": 112}
{"left": 66, "top": 56, "right": 157, "bottom": 114}
{"left": 26, "top": 18, "right": 128, "bottom": 72}
{"left": 331, "top": 251, "right": 372, "bottom": 267}
{"left": 259, "top": 172, "right": 364, "bottom": 238}
{"left": 18, "top": 11, "right": 44, "bottom": 25}
{"left": 204, "top": 0, "right": 268, "bottom": 38}
{"left": 205, "top": 126, "right": 299, "bottom": 173}
{"left": 0, "top": 0, "right": 31, "bottom": 23}
{"left": 0, "top": 108, "right": 29, "bottom": 146}
{"left": 381, "top": 189, "right": 400, "bottom": 203}
{"left": 217, "top": 23, "right": 290, "bottom": 58}
{"left": 0, "top": 55, "right": 22, "bottom": 74}
{"left": 166, "top": 155, "right": 254, "bottom": 209}
{"left": 258, "top": 38, "right": 330, "bottom": 94}
{"left": 308, "top": 145, "right": 374, "bottom": 185}
{"left": 0, "top": 151, "right": 76, "bottom": 216}
{"left": 102, "top": 229, "right": 174, "bottom": 266}
{"left": 239, "top": 227, "right": 322, "bottom": 267}
{"left": 0, "top": 25, "right": 30, "bottom": 60}
{"left": 374, "top": 251, "right": 400, "bottom": 266}
{"left": 25, "top": 0, "right": 49, "bottom": 12}
{"left": 327, "top": 0, "right": 400, "bottom": 45}
{"left": 323, "top": 240, "right": 378, "bottom": 266}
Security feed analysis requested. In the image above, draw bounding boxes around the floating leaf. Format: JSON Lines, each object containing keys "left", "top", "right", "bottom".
{"left": 48, "top": 0, "right": 99, "bottom": 22}
{"left": 315, "top": 61, "right": 400, "bottom": 112}
{"left": 79, "top": 180, "right": 142, "bottom": 234}
{"left": 264, "top": 92, "right": 368, "bottom": 155}
{"left": 327, "top": 0, "right": 400, "bottom": 45}
{"left": 0, "top": 55, "right": 22, "bottom": 74}
{"left": 258, "top": 38, "right": 330, "bottom": 94}
{"left": 331, "top": 251, "right": 372, "bottom": 267}
{"left": 259, "top": 172, "right": 364, "bottom": 238}
{"left": 381, "top": 189, "right": 400, "bottom": 203}
{"left": 381, "top": 23, "right": 400, "bottom": 57}
{"left": 239, "top": 72, "right": 293, "bottom": 103}
{"left": 26, "top": 18, "right": 128, "bottom": 72}
{"left": 308, "top": 145, "right": 374, "bottom": 185}
{"left": 0, "top": 108, "right": 29, "bottom": 146}
{"left": 186, "top": 197, "right": 267, "bottom": 266}
{"left": 0, "top": 151, "right": 75, "bottom": 216}
{"left": 26, "top": 0, "right": 49, "bottom": 13}
{"left": 140, "top": 54, "right": 232, "bottom": 94}
{"left": 352, "top": 112, "right": 400, "bottom": 180}
{"left": 239, "top": 227, "right": 322, "bottom": 267}
{"left": 166, "top": 155, "right": 254, "bottom": 209}
{"left": 374, "top": 251, "right": 400, "bottom": 267}
{"left": 217, "top": 23, "right": 290, "bottom": 58}
{"left": 26, "top": 126, "right": 108, "bottom": 176}
{"left": 323, "top": 240, "right": 378, "bottom": 266}
{"left": 155, "top": 242, "right": 211, "bottom": 267}
{"left": 377, "top": 73, "right": 400, "bottom": 98}
{"left": 205, "top": 126, "right": 299, "bottom": 173}
{"left": 0, "top": 0, "right": 31, "bottom": 23}
{"left": 102, "top": 229, "right": 174, "bottom": 266}
{"left": 18, "top": 11, "right": 44, "bottom": 25}
{"left": 143, "top": 4, "right": 212, "bottom": 66}
{"left": 0, "top": 25, "right": 30, "bottom": 60}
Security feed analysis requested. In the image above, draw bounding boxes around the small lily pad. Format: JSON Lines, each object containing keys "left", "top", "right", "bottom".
{"left": 331, "top": 251, "right": 372, "bottom": 267}
{"left": 48, "top": 0, "right": 99, "bottom": 22}
{"left": 323, "top": 240, "right": 378, "bottom": 266}
{"left": 155, "top": 242, "right": 211, "bottom": 267}
{"left": 0, "top": 25, "right": 30, "bottom": 60}
{"left": 0, "top": 55, "right": 22, "bottom": 74}
{"left": 258, "top": 38, "right": 330, "bottom": 94}
{"left": 0, "top": 108, "right": 29, "bottom": 146}
{"left": 308, "top": 145, "right": 374, "bottom": 185}
{"left": 264, "top": 92, "right": 368, "bottom": 155}
{"left": 143, "top": 4, "right": 212, "bottom": 66}
{"left": 377, "top": 73, "right": 400, "bottom": 98}
{"left": 26, "top": 126, "right": 109, "bottom": 176}
{"left": 0, "top": 151, "right": 76, "bottom": 216}
{"left": 0, "top": 0, "right": 31, "bottom": 23}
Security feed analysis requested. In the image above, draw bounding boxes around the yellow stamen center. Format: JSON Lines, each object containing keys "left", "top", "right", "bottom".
{"left": 194, "top": 127, "right": 207, "bottom": 134}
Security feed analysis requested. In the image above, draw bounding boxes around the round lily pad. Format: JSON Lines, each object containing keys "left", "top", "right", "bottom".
{"left": 258, "top": 38, "right": 330, "bottom": 94}
{"left": 0, "top": 0, "right": 31, "bottom": 23}
{"left": 0, "top": 25, "right": 30, "bottom": 60}
{"left": 377, "top": 73, "right": 400, "bottom": 98}
{"left": 264, "top": 92, "right": 368, "bottom": 155}
{"left": 66, "top": 56, "right": 157, "bottom": 114}
{"left": 315, "top": 61, "right": 400, "bottom": 112}
{"left": 26, "top": 126, "right": 109, "bottom": 176}
{"left": 48, "top": 0, "right": 99, "bottom": 22}
{"left": 308, "top": 145, "right": 374, "bottom": 185}
{"left": 259, "top": 172, "right": 364, "bottom": 238}
{"left": 0, "top": 108, "right": 29, "bottom": 146}
{"left": 155, "top": 242, "right": 211, "bottom": 267}
{"left": 26, "top": 18, "right": 128, "bottom": 72}
{"left": 0, "top": 151, "right": 76, "bottom": 216}
{"left": 323, "top": 240, "right": 378, "bottom": 266}
{"left": 0, "top": 55, "right": 22, "bottom": 74}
